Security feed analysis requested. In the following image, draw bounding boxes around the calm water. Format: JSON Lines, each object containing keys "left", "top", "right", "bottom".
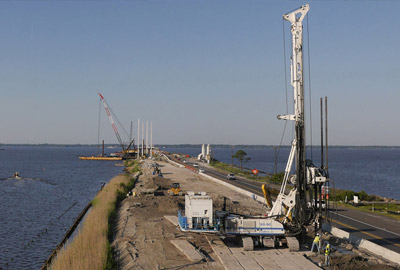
{"left": 0, "top": 146, "right": 122, "bottom": 270}
{"left": 163, "top": 146, "right": 400, "bottom": 200}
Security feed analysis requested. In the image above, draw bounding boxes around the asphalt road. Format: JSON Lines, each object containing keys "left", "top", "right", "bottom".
{"left": 167, "top": 154, "right": 400, "bottom": 254}
{"left": 329, "top": 206, "right": 400, "bottom": 253}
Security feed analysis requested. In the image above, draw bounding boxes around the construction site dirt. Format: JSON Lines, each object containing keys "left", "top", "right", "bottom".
{"left": 111, "top": 159, "right": 399, "bottom": 270}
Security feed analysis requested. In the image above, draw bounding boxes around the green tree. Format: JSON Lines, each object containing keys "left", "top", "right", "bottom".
{"left": 357, "top": 190, "right": 369, "bottom": 201}
{"left": 232, "top": 150, "right": 250, "bottom": 170}
{"left": 270, "top": 172, "right": 284, "bottom": 184}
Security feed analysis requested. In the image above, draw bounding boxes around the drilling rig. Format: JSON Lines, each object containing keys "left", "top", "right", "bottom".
{"left": 270, "top": 3, "right": 330, "bottom": 240}
{"left": 222, "top": 4, "right": 330, "bottom": 250}
{"left": 178, "top": 4, "right": 330, "bottom": 251}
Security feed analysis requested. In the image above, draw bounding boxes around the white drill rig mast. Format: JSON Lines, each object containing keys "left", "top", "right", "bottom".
{"left": 271, "top": 4, "right": 310, "bottom": 227}
{"left": 272, "top": 4, "right": 329, "bottom": 233}
{"left": 278, "top": 4, "right": 309, "bottom": 123}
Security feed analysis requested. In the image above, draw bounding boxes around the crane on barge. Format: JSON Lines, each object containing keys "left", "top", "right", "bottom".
{"left": 98, "top": 93, "right": 136, "bottom": 159}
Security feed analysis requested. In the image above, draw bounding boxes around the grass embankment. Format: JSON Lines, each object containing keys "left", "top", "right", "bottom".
{"left": 50, "top": 160, "right": 140, "bottom": 270}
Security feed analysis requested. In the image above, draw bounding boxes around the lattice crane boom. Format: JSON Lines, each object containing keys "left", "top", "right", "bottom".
{"left": 98, "top": 93, "right": 125, "bottom": 151}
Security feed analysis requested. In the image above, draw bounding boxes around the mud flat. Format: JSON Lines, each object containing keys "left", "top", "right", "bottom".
{"left": 111, "top": 160, "right": 325, "bottom": 270}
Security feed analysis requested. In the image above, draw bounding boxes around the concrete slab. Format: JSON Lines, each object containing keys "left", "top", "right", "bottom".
{"left": 280, "top": 250, "right": 321, "bottom": 270}
{"left": 247, "top": 251, "right": 283, "bottom": 269}
{"left": 266, "top": 249, "right": 303, "bottom": 270}
{"left": 229, "top": 246, "right": 263, "bottom": 270}
{"left": 207, "top": 235, "right": 321, "bottom": 270}
{"left": 207, "top": 236, "right": 244, "bottom": 270}
{"left": 170, "top": 240, "right": 204, "bottom": 261}
{"left": 164, "top": 215, "right": 179, "bottom": 226}
{"left": 246, "top": 249, "right": 322, "bottom": 270}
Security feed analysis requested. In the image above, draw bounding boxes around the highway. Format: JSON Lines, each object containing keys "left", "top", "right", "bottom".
{"left": 167, "top": 154, "right": 400, "bottom": 254}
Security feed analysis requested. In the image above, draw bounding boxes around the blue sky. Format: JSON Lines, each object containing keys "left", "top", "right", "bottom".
{"left": 0, "top": 0, "right": 399, "bottom": 145}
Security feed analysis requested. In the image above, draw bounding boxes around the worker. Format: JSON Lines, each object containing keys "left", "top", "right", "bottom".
{"left": 325, "top": 243, "right": 331, "bottom": 266}
{"left": 311, "top": 233, "right": 320, "bottom": 253}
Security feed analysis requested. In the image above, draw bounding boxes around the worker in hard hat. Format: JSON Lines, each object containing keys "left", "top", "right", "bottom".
{"left": 311, "top": 233, "right": 321, "bottom": 253}
{"left": 325, "top": 243, "right": 331, "bottom": 266}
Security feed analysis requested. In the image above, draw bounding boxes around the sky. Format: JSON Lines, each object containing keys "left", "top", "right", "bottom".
{"left": 0, "top": 0, "right": 399, "bottom": 146}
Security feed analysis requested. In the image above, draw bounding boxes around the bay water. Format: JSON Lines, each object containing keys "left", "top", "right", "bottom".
{"left": 0, "top": 145, "right": 122, "bottom": 269}
{"left": 0, "top": 145, "right": 399, "bottom": 269}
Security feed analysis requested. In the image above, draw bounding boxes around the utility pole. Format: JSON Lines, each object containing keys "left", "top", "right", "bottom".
{"left": 142, "top": 122, "right": 144, "bottom": 157}
{"left": 130, "top": 121, "right": 133, "bottom": 143}
{"left": 320, "top": 98, "right": 324, "bottom": 166}
{"left": 146, "top": 120, "right": 149, "bottom": 155}
{"left": 318, "top": 98, "right": 324, "bottom": 224}
{"left": 137, "top": 119, "right": 140, "bottom": 159}
{"left": 325, "top": 97, "right": 328, "bottom": 170}
{"left": 150, "top": 122, "right": 153, "bottom": 157}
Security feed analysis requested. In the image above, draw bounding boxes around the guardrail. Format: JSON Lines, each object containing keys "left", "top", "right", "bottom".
{"left": 162, "top": 154, "right": 185, "bottom": 168}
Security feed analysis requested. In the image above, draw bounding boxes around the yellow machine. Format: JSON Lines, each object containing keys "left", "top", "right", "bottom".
{"left": 262, "top": 184, "right": 273, "bottom": 209}
{"left": 168, "top": 183, "right": 183, "bottom": 196}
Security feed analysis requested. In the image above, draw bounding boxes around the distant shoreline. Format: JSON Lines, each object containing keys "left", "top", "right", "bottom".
{"left": 1, "top": 144, "right": 400, "bottom": 148}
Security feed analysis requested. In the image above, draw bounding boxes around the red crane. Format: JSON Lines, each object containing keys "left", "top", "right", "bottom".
{"left": 98, "top": 93, "right": 134, "bottom": 152}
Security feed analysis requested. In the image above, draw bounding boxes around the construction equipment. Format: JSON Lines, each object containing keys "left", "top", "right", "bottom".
{"left": 261, "top": 184, "right": 273, "bottom": 210}
{"left": 227, "top": 5, "right": 330, "bottom": 251}
{"left": 223, "top": 4, "right": 328, "bottom": 251}
{"left": 98, "top": 93, "right": 136, "bottom": 158}
{"left": 168, "top": 183, "right": 183, "bottom": 196}
{"left": 274, "top": 3, "right": 329, "bottom": 235}
{"left": 178, "top": 4, "right": 330, "bottom": 252}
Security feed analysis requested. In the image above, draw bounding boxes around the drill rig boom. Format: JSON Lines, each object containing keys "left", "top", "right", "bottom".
{"left": 274, "top": 4, "right": 329, "bottom": 233}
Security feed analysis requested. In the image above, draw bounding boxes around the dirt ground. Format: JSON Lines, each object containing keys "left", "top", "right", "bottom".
{"left": 305, "top": 232, "right": 399, "bottom": 270}
{"left": 111, "top": 159, "right": 266, "bottom": 270}
{"left": 111, "top": 159, "right": 399, "bottom": 270}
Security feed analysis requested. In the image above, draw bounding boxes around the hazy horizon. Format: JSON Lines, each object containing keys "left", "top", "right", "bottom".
{"left": 2, "top": 143, "right": 400, "bottom": 148}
